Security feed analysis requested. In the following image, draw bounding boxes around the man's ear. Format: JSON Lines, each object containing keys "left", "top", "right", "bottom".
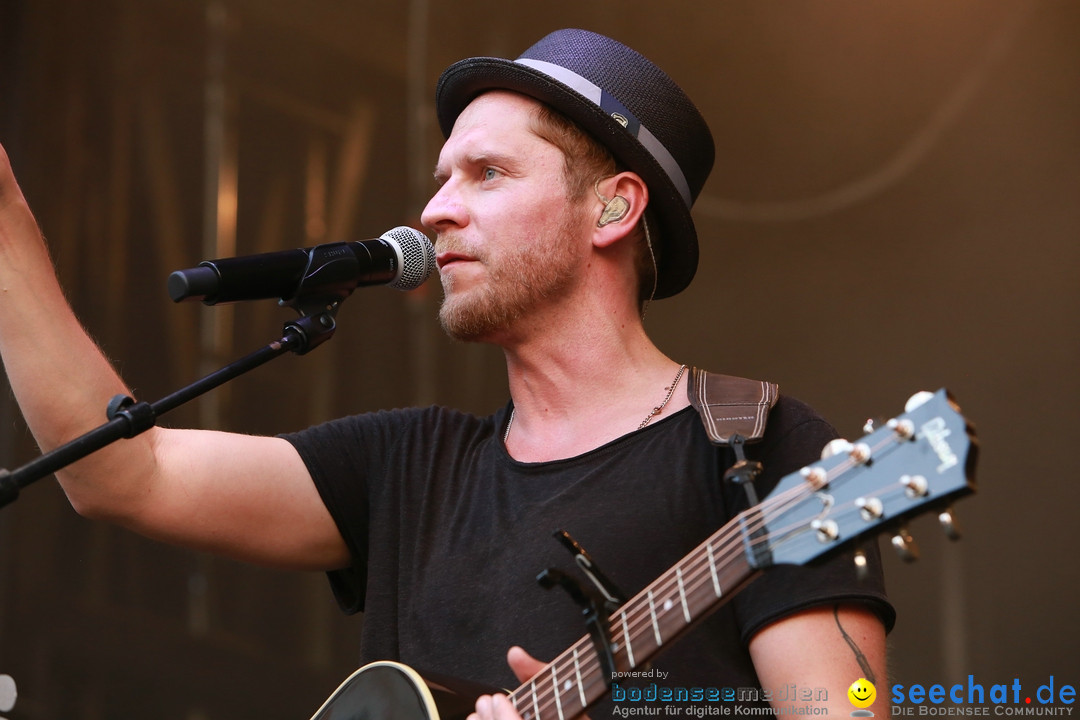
{"left": 592, "top": 172, "right": 648, "bottom": 249}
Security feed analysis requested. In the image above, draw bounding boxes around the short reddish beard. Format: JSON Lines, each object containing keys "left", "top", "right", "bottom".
{"left": 438, "top": 200, "right": 589, "bottom": 342}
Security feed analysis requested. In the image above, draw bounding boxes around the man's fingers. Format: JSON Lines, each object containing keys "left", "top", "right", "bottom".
{"left": 471, "top": 693, "right": 520, "bottom": 720}
{"left": 470, "top": 694, "right": 494, "bottom": 720}
{"left": 507, "top": 645, "right": 547, "bottom": 683}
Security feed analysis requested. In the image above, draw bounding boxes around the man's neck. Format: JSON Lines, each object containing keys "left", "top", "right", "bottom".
{"left": 500, "top": 319, "right": 690, "bottom": 462}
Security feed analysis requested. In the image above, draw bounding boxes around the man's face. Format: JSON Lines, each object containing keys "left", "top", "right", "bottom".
{"left": 421, "top": 91, "right": 591, "bottom": 343}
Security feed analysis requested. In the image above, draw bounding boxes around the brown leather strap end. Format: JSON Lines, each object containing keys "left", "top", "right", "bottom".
{"left": 687, "top": 367, "right": 779, "bottom": 445}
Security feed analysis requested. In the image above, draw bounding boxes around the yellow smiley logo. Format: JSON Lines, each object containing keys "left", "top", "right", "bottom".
{"left": 848, "top": 678, "right": 876, "bottom": 709}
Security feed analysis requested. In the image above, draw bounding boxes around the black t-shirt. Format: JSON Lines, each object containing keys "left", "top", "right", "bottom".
{"left": 283, "top": 395, "right": 894, "bottom": 712}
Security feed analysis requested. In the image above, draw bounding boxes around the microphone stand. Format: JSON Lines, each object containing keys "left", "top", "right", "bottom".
{"left": 0, "top": 295, "right": 343, "bottom": 509}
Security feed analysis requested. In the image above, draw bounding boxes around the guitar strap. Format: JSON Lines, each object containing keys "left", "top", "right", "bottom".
{"left": 686, "top": 367, "right": 779, "bottom": 445}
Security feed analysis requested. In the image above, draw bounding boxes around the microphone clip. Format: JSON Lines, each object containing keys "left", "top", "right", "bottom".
{"left": 277, "top": 243, "right": 367, "bottom": 354}
{"left": 281, "top": 298, "right": 341, "bottom": 356}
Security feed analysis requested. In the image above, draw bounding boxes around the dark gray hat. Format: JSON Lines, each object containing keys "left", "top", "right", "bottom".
{"left": 435, "top": 29, "right": 715, "bottom": 298}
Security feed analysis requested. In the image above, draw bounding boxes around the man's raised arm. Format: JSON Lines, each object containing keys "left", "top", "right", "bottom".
{"left": 0, "top": 142, "right": 348, "bottom": 571}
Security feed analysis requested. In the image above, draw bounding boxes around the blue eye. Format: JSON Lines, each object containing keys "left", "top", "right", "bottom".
{"left": 483, "top": 167, "right": 498, "bottom": 181}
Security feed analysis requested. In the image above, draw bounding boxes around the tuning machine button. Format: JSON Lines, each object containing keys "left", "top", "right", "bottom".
{"left": 891, "top": 526, "right": 920, "bottom": 562}
{"left": 905, "top": 391, "right": 935, "bottom": 413}
{"left": 939, "top": 507, "right": 962, "bottom": 540}
{"left": 821, "top": 439, "right": 872, "bottom": 464}
{"left": 853, "top": 548, "right": 869, "bottom": 580}
{"left": 822, "top": 438, "right": 852, "bottom": 459}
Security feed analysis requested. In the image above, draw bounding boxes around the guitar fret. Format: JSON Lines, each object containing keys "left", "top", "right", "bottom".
{"left": 647, "top": 589, "right": 663, "bottom": 646}
{"left": 706, "top": 541, "right": 723, "bottom": 597}
{"left": 676, "top": 566, "right": 691, "bottom": 624}
{"left": 551, "top": 664, "right": 565, "bottom": 720}
{"left": 531, "top": 680, "right": 541, "bottom": 720}
{"left": 621, "top": 614, "right": 636, "bottom": 668}
{"left": 573, "top": 646, "right": 587, "bottom": 708}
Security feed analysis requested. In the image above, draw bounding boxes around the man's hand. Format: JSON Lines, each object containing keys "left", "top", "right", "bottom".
{"left": 469, "top": 647, "right": 547, "bottom": 720}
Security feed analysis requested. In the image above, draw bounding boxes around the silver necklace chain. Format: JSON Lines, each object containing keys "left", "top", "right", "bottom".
{"left": 503, "top": 364, "right": 688, "bottom": 443}
{"left": 637, "top": 363, "right": 689, "bottom": 430}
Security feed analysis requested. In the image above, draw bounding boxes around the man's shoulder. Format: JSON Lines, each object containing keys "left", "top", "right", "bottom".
{"left": 752, "top": 393, "right": 839, "bottom": 474}
{"left": 289, "top": 403, "right": 500, "bottom": 436}
{"left": 768, "top": 393, "right": 832, "bottom": 433}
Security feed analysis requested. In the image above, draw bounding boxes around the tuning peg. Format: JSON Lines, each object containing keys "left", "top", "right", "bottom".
{"left": 811, "top": 518, "right": 840, "bottom": 544}
{"left": 800, "top": 465, "right": 829, "bottom": 490}
{"left": 853, "top": 548, "right": 869, "bottom": 581}
{"left": 938, "top": 507, "right": 962, "bottom": 540}
{"left": 905, "top": 391, "right": 935, "bottom": 413}
{"left": 822, "top": 438, "right": 852, "bottom": 459}
{"left": 855, "top": 496, "right": 884, "bottom": 522}
{"left": 900, "top": 474, "right": 929, "bottom": 498}
{"left": 862, "top": 418, "right": 876, "bottom": 435}
{"left": 891, "top": 526, "right": 920, "bottom": 562}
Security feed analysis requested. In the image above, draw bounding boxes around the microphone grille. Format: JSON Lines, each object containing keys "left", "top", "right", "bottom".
{"left": 382, "top": 226, "right": 436, "bottom": 291}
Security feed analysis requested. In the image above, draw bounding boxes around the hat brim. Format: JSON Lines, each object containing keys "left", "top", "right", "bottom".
{"left": 435, "top": 57, "right": 698, "bottom": 300}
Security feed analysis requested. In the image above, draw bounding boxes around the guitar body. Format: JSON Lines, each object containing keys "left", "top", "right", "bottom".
{"left": 310, "top": 661, "right": 488, "bottom": 720}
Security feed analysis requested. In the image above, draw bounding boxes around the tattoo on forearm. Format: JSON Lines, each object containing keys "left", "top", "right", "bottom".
{"left": 833, "top": 605, "right": 875, "bottom": 682}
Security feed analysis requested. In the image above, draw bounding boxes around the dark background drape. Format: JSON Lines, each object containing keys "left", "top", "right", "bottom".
{"left": 0, "top": 1, "right": 1076, "bottom": 717}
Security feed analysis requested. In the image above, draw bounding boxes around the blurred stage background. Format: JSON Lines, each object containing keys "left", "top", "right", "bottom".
{"left": 0, "top": 0, "right": 1077, "bottom": 717}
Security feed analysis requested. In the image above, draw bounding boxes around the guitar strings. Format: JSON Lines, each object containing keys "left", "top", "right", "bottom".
{"left": 509, "top": 434, "right": 905, "bottom": 720}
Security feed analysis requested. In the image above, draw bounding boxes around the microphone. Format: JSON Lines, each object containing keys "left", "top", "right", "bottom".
{"left": 168, "top": 226, "right": 436, "bottom": 305}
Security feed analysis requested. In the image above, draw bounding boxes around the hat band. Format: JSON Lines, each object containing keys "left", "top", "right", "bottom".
{"left": 515, "top": 57, "right": 692, "bottom": 208}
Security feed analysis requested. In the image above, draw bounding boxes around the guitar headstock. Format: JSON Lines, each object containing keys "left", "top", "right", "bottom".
{"left": 753, "top": 389, "right": 978, "bottom": 568}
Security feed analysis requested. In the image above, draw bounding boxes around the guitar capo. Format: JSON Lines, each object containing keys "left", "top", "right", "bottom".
{"left": 537, "top": 529, "right": 628, "bottom": 687}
